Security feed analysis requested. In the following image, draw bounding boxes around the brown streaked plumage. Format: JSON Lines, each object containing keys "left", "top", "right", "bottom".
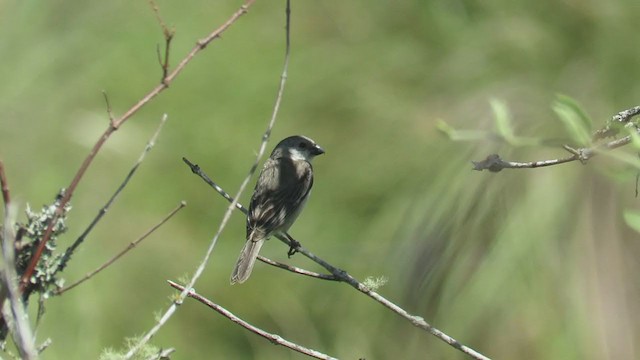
{"left": 230, "top": 135, "right": 324, "bottom": 284}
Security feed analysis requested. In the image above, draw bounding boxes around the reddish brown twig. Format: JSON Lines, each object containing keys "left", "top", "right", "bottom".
{"left": 168, "top": 281, "right": 337, "bottom": 360}
{"left": 0, "top": 161, "right": 10, "bottom": 212}
{"left": 18, "top": 0, "right": 257, "bottom": 293}
{"left": 149, "top": 0, "right": 174, "bottom": 82}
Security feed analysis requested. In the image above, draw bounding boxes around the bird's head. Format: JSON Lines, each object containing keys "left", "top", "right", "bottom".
{"left": 272, "top": 135, "right": 325, "bottom": 161}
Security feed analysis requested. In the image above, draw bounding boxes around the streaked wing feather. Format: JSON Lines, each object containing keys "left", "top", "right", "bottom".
{"left": 247, "top": 158, "right": 313, "bottom": 241}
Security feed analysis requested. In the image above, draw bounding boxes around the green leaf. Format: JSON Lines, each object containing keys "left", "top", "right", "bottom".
{"left": 553, "top": 95, "right": 592, "bottom": 146}
{"left": 490, "top": 99, "right": 515, "bottom": 143}
{"left": 626, "top": 127, "right": 640, "bottom": 150}
{"left": 623, "top": 209, "right": 640, "bottom": 233}
{"left": 436, "top": 119, "right": 490, "bottom": 141}
{"left": 555, "top": 95, "right": 592, "bottom": 131}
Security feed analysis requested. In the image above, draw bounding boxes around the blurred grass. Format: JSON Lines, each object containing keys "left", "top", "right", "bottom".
{"left": 1, "top": 0, "right": 640, "bottom": 359}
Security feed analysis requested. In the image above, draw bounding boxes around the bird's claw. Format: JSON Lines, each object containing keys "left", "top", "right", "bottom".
{"left": 287, "top": 239, "right": 301, "bottom": 258}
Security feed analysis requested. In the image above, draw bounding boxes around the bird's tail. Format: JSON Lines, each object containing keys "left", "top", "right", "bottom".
{"left": 230, "top": 239, "right": 265, "bottom": 284}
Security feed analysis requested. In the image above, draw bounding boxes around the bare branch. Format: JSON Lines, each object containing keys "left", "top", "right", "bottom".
{"left": 54, "top": 201, "right": 186, "bottom": 296}
{"left": 149, "top": 0, "right": 174, "bottom": 83}
{"left": 102, "top": 90, "right": 115, "bottom": 125}
{"left": 18, "top": 0, "right": 255, "bottom": 293}
{"left": 123, "top": 1, "right": 287, "bottom": 358}
{"left": 183, "top": 166, "right": 491, "bottom": 360}
{"left": 58, "top": 114, "right": 169, "bottom": 272}
{"left": 257, "top": 255, "right": 338, "bottom": 281}
{"left": 1, "top": 205, "right": 37, "bottom": 359}
{"left": 0, "top": 161, "right": 10, "bottom": 211}
{"left": 473, "top": 106, "right": 640, "bottom": 172}
{"left": 167, "top": 281, "right": 337, "bottom": 360}
{"left": 593, "top": 105, "right": 640, "bottom": 140}
{"left": 145, "top": 347, "right": 175, "bottom": 360}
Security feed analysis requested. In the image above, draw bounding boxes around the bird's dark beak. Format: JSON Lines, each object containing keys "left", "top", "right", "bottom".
{"left": 312, "top": 144, "right": 325, "bottom": 156}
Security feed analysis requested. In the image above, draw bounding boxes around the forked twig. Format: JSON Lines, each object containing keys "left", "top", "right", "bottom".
{"left": 168, "top": 281, "right": 337, "bottom": 360}
{"left": 54, "top": 201, "right": 186, "bottom": 296}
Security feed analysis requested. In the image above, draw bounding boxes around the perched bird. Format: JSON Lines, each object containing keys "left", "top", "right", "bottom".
{"left": 230, "top": 135, "right": 325, "bottom": 284}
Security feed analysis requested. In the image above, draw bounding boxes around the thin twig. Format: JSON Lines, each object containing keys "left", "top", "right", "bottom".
{"left": 474, "top": 106, "right": 640, "bottom": 172}
{"left": 37, "top": 338, "right": 52, "bottom": 354}
{"left": 123, "top": 1, "right": 286, "bottom": 358}
{"left": 168, "top": 281, "right": 337, "bottom": 360}
{"left": 145, "top": 347, "right": 175, "bottom": 360}
{"left": 0, "top": 161, "right": 10, "bottom": 211}
{"left": 149, "top": 0, "right": 174, "bottom": 83}
{"left": 593, "top": 105, "right": 640, "bottom": 140}
{"left": 102, "top": 91, "right": 115, "bottom": 125}
{"left": 18, "top": 0, "right": 257, "bottom": 293}
{"left": 1, "top": 205, "right": 37, "bottom": 359}
{"left": 58, "top": 114, "right": 169, "bottom": 273}
{"left": 257, "top": 255, "right": 338, "bottom": 281}
{"left": 54, "top": 201, "right": 186, "bottom": 296}
{"left": 183, "top": 165, "right": 491, "bottom": 360}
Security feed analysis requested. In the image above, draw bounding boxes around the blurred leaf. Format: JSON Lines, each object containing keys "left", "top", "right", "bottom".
{"left": 623, "top": 209, "right": 640, "bottom": 233}
{"left": 436, "top": 119, "right": 490, "bottom": 141}
{"left": 555, "top": 95, "right": 592, "bottom": 131}
{"left": 600, "top": 150, "right": 640, "bottom": 170}
{"left": 553, "top": 96, "right": 592, "bottom": 146}
{"left": 626, "top": 127, "right": 640, "bottom": 150}
{"left": 491, "top": 99, "right": 516, "bottom": 143}
{"left": 489, "top": 99, "right": 541, "bottom": 147}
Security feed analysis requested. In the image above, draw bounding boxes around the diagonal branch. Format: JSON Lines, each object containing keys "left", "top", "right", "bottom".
{"left": 168, "top": 281, "right": 337, "bottom": 360}
{"left": 18, "top": 0, "right": 257, "bottom": 293}
{"left": 54, "top": 201, "right": 186, "bottom": 296}
{"left": 58, "top": 114, "right": 169, "bottom": 272}
{"left": 182, "top": 162, "right": 491, "bottom": 360}
{"left": 257, "top": 255, "right": 338, "bottom": 281}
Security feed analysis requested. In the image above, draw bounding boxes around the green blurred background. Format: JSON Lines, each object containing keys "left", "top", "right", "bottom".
{"left": 1, "top": 0, "right": 640, "bottom": 359}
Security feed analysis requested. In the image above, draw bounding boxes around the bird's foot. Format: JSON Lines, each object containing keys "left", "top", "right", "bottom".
{"left": 287, "top": 239, "right": 301, "bottom": 258}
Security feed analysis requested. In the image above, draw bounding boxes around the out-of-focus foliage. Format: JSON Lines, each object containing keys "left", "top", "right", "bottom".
{"left": 1, "top": 0, "right": 640, "bottom": 359}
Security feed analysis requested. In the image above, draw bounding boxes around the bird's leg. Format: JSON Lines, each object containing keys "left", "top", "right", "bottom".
{"left": 284, "top": 233, "right": 301, "bottom": 258}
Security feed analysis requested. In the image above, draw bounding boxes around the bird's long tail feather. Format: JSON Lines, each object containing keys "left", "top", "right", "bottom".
{"left": 230, "top": 239, "right": 265, "bottom": 284}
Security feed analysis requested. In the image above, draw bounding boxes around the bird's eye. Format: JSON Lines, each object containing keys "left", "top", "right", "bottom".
{"left": 298, "top": 142, "right": 307, "bottom": 148}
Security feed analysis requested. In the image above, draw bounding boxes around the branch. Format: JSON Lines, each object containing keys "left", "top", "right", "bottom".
{"left": 123, "top": 1, "right": 288, "bottom": 358}
{"left": 183, "top": 166, "right": 490, "bottom": 360}
{"left": 148, "top": 0, "right": 174, "bottom": 83}
{"left": 58, "top": 114, "right": 169, "bottom": 272}
{"left": 167, "top": 281, "right": 337, "bottom": 360}
{"left": 18, "top": 0, "right": 256, "bottom": 293}
{"left": 0, "top": 161, "right": 10, "bottom": 211}
{"left": 1, "top": 205, "right": 37, "bottom": 359}
{"left": 102, "top": 91, "right": 115, "bottom": 125}
{"left": 54, "top": 201, "right": 186, "bottom": 296}
{"left": 257, "top": 255, "right": 338, "bottom": 281}
{"left": 473, "top": 106, "right": 640, "bottom": 172}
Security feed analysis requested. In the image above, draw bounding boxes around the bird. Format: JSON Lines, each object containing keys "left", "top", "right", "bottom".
{"left": 230, "top": 135, "right": 325, "bottom": 284}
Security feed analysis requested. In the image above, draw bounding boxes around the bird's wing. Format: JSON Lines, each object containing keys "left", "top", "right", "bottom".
{"left": 246, "top": 157, "right": 314, "bottom": 241}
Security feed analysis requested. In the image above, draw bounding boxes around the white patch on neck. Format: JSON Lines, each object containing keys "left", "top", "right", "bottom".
{"left": 288, "top": 148, "right": 309, "bottom": 161}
